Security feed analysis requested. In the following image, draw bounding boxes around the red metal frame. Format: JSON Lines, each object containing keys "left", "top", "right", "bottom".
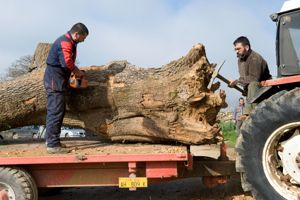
{"left": 0, "top": 153, "right": 190, "bottom": 188}
{"left": 146, "top": 161, "right": 178, "bottom": 178}
{"left": 0, "top": 153, "right": 188, "bottom": 165}
{"left": 27, "top": 161, "right": 186, "bottom": 187}
{"left": 0, "top": 144, "right": 236, "bottom": 192}
{"left": 261, "top": 74, "right": 300, "bottom": 86}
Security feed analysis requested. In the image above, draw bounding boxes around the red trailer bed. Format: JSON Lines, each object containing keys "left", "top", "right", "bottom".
{"left": 0, "top": 139, "right": 236, "bottom": 200}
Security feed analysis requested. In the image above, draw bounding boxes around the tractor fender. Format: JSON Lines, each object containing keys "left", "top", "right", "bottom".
{"left": 247, "top": 85, "right": 273, "bottom": 104}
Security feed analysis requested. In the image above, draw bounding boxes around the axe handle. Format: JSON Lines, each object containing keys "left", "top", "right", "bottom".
{"left": 217, "top": 74, "right": 244, "bottom": 94}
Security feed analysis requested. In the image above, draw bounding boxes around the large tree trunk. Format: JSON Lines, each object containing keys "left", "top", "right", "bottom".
{"left": 0, "top": 43, "right": 226, "bottom": 144}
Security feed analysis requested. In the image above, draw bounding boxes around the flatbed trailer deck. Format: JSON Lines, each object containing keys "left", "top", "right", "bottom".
{"left": 0, "top": 139, "right": 236, "bottom": 200}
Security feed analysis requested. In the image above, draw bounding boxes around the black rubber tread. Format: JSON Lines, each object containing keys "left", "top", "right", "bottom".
{"left": 19, "top": 168, "right": 38, "bottom": 200}
{"left": 235, "top": 89, "right": 291, "bottom": 200}
{"left": 0, "top": 166, "right": 37, "bottom": 200}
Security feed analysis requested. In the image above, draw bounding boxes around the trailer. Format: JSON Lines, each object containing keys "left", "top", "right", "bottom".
{"left": 0, "top": 139, "right": 236, "bottom": 200}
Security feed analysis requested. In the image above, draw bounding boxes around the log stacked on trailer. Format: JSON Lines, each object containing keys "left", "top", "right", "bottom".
{"left": 0, "top": 43, "right": 226, "bottom": 144}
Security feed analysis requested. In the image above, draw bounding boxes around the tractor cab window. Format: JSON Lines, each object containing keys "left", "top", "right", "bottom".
{"left": 278, "top": 11, "right": 300, "bottom": 76}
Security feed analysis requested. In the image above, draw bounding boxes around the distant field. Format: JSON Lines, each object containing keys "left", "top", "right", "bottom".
{"left": 219, "top": 121, "right": 236, "bottom": 147}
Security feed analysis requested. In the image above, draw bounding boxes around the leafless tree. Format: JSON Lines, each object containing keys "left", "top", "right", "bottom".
{"left": 0, "top": 72, "right": 6, "bottom": 81}
{"left": 6, "top": 55, "right": 32, "bottom": 79}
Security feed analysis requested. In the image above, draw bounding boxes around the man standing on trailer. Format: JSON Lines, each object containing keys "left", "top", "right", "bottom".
{"left": 229, "top": 36, "right": 271, "bottom": 116}
{"left": 44, "top": 23, "right": 89, "bottom": 154}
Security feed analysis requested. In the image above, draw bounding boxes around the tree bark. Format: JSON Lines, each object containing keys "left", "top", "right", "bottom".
{"left": 0, "top": 43, "right": 226, "bottom": 144}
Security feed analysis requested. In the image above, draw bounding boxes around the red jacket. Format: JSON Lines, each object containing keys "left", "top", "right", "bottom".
{"left": 44, "top": 32, "right": 77, "bottom": 92}
{"left": 46, "top": 32, "right": 77, "bottom": 71}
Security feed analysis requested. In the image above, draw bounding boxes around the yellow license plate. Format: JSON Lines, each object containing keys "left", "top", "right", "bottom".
{"left": 119, "top": 177, "right": 148, "bottom": 188}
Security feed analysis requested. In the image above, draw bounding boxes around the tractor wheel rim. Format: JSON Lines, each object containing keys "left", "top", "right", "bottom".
{"left": 0, "top": 182, "right": 16, "bottom": 200}
{"left": 262, "top": 122, "right": 300, "bottom": 199}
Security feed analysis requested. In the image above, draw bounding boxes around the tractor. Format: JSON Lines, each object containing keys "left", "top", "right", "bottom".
{"left": 236, "top": 1, "right": 300, "bottom": 199}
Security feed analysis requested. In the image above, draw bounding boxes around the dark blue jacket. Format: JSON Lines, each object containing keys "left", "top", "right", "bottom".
{"left": 44, "top": 32, "right": 77, "bottom": 92}
{"left": 47, "top": 32, "right": 77, "bottom": 71}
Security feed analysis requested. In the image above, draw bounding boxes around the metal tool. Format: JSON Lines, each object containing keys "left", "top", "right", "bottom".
{"left": 208, "top": 60, "right": 244, "bottom": 94}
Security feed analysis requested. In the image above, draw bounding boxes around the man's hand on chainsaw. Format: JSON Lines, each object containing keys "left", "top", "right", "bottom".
{"left": 228, "top": 79, "right": 238, "bottom": 87}
{"left": 73, "top": 67, "right": 85, "bottom": 78}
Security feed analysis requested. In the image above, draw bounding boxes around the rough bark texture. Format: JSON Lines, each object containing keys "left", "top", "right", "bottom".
{"left": 29, "top": 43, "right": 52, "bottom": 72}
{"left": 0, "top": 43, "right": 226, "bottom": 144}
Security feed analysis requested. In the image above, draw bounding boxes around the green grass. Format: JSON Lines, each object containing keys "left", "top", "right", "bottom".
{"left": 219, "top": 121, "right": 237, "bottom": 147}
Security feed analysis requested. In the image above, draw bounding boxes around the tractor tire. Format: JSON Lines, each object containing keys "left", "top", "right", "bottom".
{"left": 236, "top": 88, "right": 300, "bottom": 200}
{"left": 19, "top": 169, "right": 38, "bottom": 200}
{"left": 0, "top": 167, "right": 38, "bottom": 200}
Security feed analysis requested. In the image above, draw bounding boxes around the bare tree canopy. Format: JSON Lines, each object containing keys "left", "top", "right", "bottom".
{"left": 7, "top": 55, "right": 33, "bottom": 79}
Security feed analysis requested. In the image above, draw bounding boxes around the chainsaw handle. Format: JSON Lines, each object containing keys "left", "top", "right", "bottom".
{"left": 72, "top": 67, "right": 85, "bottom": 78}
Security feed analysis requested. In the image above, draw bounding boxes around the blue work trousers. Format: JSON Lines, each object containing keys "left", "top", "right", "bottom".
{"left": 45, "top": 92, "right": 66, "bottom": 147}
{"left": 44, "top": 65, "right": 70, "bottom": 147}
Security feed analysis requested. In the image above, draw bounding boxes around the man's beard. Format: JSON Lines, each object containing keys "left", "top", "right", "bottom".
{"left": 237, "top": 52, "right": 249, "bottom": 60}
{"left": 237, "top": 53, "right": 246, "bottom": 59}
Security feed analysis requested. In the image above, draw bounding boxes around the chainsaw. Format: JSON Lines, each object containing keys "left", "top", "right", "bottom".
{"left": 69, "top": 71, "right": 88, "bottom": 89}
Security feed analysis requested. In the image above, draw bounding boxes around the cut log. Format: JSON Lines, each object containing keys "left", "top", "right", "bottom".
{"left": 0, "top": 43, "right": 226, "bottom": 144}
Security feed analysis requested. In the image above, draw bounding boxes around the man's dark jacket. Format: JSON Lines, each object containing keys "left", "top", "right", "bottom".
{"left": 238, "top": 50, "right": 271, "bottom": 87}
{"left": 44, "top": 32, "right": 77, "bottom": 92}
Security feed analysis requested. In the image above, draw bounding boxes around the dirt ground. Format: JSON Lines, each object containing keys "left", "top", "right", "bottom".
{"left": 39, "top": 175, "right": 252, "bottom": 200}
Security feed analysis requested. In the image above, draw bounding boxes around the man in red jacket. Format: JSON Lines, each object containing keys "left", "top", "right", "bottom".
{"left": 44, "top": 23, "right": 88, "bottom": 154}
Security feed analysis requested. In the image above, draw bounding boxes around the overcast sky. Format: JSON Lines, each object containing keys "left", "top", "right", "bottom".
{"left": 0, "top": 0, "right": 284, "bottom": 109}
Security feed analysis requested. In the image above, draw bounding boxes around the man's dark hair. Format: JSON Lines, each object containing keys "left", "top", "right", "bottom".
{"left": 239, "top": 97, "right": 244, "bottom": 101}
{"left": 233, "top": 36, "right": 251, "bottom": 48}
{"left": 70, "top": 23, "right": 89, "bottom": 35}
